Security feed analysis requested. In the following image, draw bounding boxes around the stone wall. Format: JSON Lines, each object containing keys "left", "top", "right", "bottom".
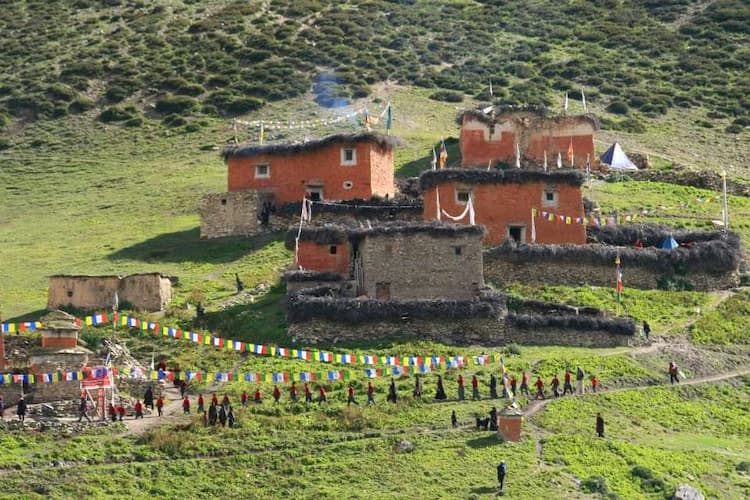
{"left": 199, "top": 190, "right": 259, "bottom": 239}
{"left": 358, "top": 231, "right": 484, "bottom": 299}
{"left": 483, "top": 253, "right": 740, "bottom": 291}
{"left": 505, "top": 325, "right": 632, "bottom": 347}
{"left": 47, "top": 274, "right": 173, "bottom": 312}
{"left": 289, "top": 316, "right": 507, "bottom": 345}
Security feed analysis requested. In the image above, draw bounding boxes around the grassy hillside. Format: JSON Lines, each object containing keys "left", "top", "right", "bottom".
{"left": 1, "top": 1, "right": 750, "bottom": 498}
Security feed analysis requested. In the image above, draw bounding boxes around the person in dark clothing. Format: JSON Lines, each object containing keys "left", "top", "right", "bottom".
{"left": 534, "top": 377, "right": 545, "bottom": 400}
{"left": 457, "top": 374, "right": 465, "bottom": 401}
{"left": 510, "top": 375, "right": 517, "bottom": 396}
{"left": 17, "top": 397, "right": 26, "bottom": 422}
{"left": 108, "top": 403, "right": 117, "bottom": 422}
{"left": 451, "top": 410, "right": 458, "bottom": 428}
{"left": 144, "top": 386, "right": 154, "bottom": 410}
{"left": 387, "top": 378, "right": 398, "bottom": 403}
{"left": 182, "top": 396, "right": 190, "bottom": 414}
{"left": 643, "top": 320, "right": 651, "bottom": 341}
{"left": 497, "top": 460, "right": 507, "bottom": 491}
{"left": 211, "top": 393, "right": 219, "bottom": 406}
{"left": 596, "top": 413, "right": 605, "bottom": 438}
{"left": 78, "top": 396, "right": 92, "bottom": 422}
{"left": 290, "top": 382, "right": 298, "bottom": 402}
{"left": 318, "top": 386, "right": 328, "bottom": 406}
{"left": 413, "top": 374, "right": 423, "bottom": 399}
{"left": 235, "top": 273, "right": 245, "bottom": 294}
{"left": 222, "top": 394, "right": 230, "bottom": 407}
{"left": 254, "top": 388, "right": 262, "bottom": 404}
{"left": 241, "top": 391, "right": 248, "bottom": 407}
{"left": 218, "top": 404, "right": 227, "bottom": 427}
{"left": 576, "top": 366, "right": 586, "bottom": 395}
{"left": 304, "top": 383, "right": 313, "bottom": 404}
{"left": 208, "top": 402, "right": 218, "bottom": 425}
{"left": 273, "top": 385, "right": 281, "bottom": 404}
{"left": 489, "top": 407, "right": 498, "bottom": 431}
{"left": 195, "top": 302, "right": 205, "bottom": 323}
{"left": 197, "top": 394, "right": 205, "bottom": 413}
{"left": 227, "top": 406, "right": 236, "bottom": 428}
{"left": 489, "top": 373, "right": 498, "bottom": 399}
{"left": 117, "top": 404, "right": 125, "bottom": 421}
{"left": 435, "top": 375, "right": 447, "bottom": 401}
{"left": 347, "top": 383, "right": 359, "bottom": 406}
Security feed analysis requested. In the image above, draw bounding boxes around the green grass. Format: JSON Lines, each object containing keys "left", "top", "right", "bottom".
{"left": 691, "top": 290, "right": 750, "bottom": 344}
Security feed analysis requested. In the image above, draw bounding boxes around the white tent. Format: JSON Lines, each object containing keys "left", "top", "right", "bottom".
{"left": 600, "top": 142, "right": 637, "bottom": 171}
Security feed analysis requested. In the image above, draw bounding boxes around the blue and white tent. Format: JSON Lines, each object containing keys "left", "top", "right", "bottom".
{"left": 600, "top": 142, "right": 637, "bottom": 171}
{"left": 660, "top": 235, "right": 679, "bottom": 250}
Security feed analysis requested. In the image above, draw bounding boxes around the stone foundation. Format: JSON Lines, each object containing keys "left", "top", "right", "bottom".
{"left": 505, "top": 326, "right": 632, "bottom": 348}
{"left": 289, "top": 317, "right": 507, "bottom": 345}
{"left": 484, "top": 254, "right": 739, "bottom": 291}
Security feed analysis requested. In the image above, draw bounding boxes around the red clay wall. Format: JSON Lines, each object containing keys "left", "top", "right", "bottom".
{"left": 296, "top": 241, "right": 351, "bottom": 275}
{"left": 423, "top": 181, "right": 585, "bottom": 246}
{"left": 41, "top": 336, "right": 78, "bottom": 349}
{"left": 459, "top": 116, "right": 595, "bottom": 168}
{"left": 227, "top": 142, "right": 394, "bottom": 206}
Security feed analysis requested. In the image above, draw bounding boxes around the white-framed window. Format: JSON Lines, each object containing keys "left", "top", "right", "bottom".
{"left": 542, "top": 188, "right": 559, "bottom": 208}
{"left": 340, "top": 147, "right": 357, "bottom": 166}
{"left": 255, "top": 163, "right": 270, "bottom": 179}
{"left": 306, "top": 187, "right": 323, "bottom": 202}
{"left": 455, "top": 189, "right": 472, "bottom": 204}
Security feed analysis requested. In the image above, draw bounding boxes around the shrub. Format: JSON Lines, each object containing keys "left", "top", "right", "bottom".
{"left": 736, "top": 461, "right": 750, "bottom": 472}
{"left": 81, "top": 331, "right": 102, "bottom": 350}
{"left": 0, "top": 137, "right": 11, "bottom": 150}
{"left": 607, "top": 101, "right": 630, "bottom": 115}
{"left": 429, "top": 90, "right": 464, "bottom": 103}
{"left": 155, "top": 95, "right": 199, "bottom": 115}
{"left": 641, "top": 478, "right": 666, "bottom": 493}
{"left": 105, "top": 85, "right": 131, "bottom": 103}
{"left": 163, "top": 114, "right": 187, "bottom": 127}
{"left": 46, "top": 83, "right": 77, "bottom": 102}
{"left": 582, "top": 475, "right": 608, "bottom": 495}
{"left": 631, "top": 465, "right": 653, "bottom": 479}
{"left": 68, "top": 96, "right": 95, "bottom": 114}
{"left": 99, "top": 106, "right": 134, "bottom": 122}
{"left": 505, "top": 343, "right": 522, "bottom": 356}
{"left": 124, "top": 117, "right": 143, "bottom": 127}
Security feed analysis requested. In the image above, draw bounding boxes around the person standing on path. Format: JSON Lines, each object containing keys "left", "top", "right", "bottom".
{"left": 156, "top": 396, "right": 164, "bottom": 417}
{"left": 489, "top": 407, "right": 498, "bottom": 431}
{"left": 254, "top": 388, "right": 263, "bottom": 404}
{"left": 576, "top": 366, "right": 586, "bottom": 395}
{"left": 304, "top": 383, "right": 313, "bottom": 405}
{"left": 643, "top": 321, "right": 651, "bottom": 342}
{"left": 367, "top": 381, "right": 375, "bottom": 405}
{"left": 197, "top": 394, "right": 205, "bottom": 413}
{"left": 134, "top": 400, "right": 144, "bottom": 419}
{"left": 497, "top": 460, "right": 507, "bottom": 492}
{"left": 17, "top": 396, "right": 26, "bottom": 422}
{"left": 435, "top": 375, "right": 447, "bottom": 401}
{"left": 591, "top": 376, "right": 599, "bottom": 393}
{"left": 520, "top": 372, "right": 530, "bottom": 397}
{"left": 235, "top": 273, "right": 244, "bottom": 294}
{"left": 510, "top": 375, "right": 517, "bottom": 396}
{"left": 387, "top": 378, "right": 398, "bottom": 403}
{"left": 290, "top": 382, "right": 298, "bottom": 402}
{"left": 347, "top": 383, "right": 359, "bottom": 406}
{"left": 551, "top": 374, "right": 560, "bottom": 398}
{"left": 78, "top": 396, "right": 92, "bottom": 423}
{"left": 534, "top": 376, "right": 545, "bottom": 400}
{"left": 669, "top": 361, "right": 680, "bottom": 384}
{"left": 413, "top": 374, "right": 423, "bottom": 399}
{"left": 143, "top": 386, "right": 154, "bottom": 411}
{"left": 182, "top": 395, "right": 190, "bottom": 414}
{"left": 471, "top": 375, "right": 480, "bottom": 400}
{"left": 273, "top": 385, "right": 281, "bottom": 405}
{"left": 457, "top": 374, "right": 466, "bottom": 401}
{"left": 563, "top": 369, "right": 574, "bottom": 396}
{"left": 596, "top": 413, "right": 605, "bottom": 438}
{"left": 451, "top": 410, "right": 458, "bottom": 428}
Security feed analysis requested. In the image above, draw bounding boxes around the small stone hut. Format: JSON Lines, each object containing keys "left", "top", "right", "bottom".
{"left": 47, "top": 273, "right": 173, "bottom": 312}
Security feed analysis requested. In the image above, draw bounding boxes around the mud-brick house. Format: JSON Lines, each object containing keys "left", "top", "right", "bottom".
{"left": 285, "top": 222, "right": 486, "bottom": 300}
{"left": 420, "top": 169, "right": 586, "bottom": 246}
{"left": 47, "top": 273, "right": 173, "bottom": 312}
{"left": 458, "top": 106, "right": 599, "bottom": 169}
{"left": 221, "top": 132, "right": 397, "bottom": 207}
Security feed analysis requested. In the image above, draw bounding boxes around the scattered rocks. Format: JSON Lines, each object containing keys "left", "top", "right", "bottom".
{"left": 395, "top": 440, "right": 413, "bottom": 453}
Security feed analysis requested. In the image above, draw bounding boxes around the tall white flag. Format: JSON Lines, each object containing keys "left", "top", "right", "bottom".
{"left": 557, "top": 152, "right": 562, "bottom": 169}
{"left": 489, "top": 79, "right": 493, "bottom": 97}
{"left": 564, "top": 92, "right": 569, "bottom": 112}
{"left": 543, "top": 151, "right": 548, "bottom": 172}
{"left": 581, "top": 89, "right": 587, "bottom": 113}
{"left": 431, "top": 147, "right": 437, "bottom": 170}
{"left": 515, "top": 142, "right": 521, "bottom": 169}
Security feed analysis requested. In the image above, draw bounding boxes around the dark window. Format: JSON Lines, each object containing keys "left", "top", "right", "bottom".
{"left": 329, "top": 245, "right": 337, "bottom": 255}
{"left": 545, "top": 191, "right": 554, "bottom": 201}
{"left": 375, "top": 282, "right": 391, "bottom": 300}
{"left": 454, "top": 246, "right": 462, "bottom": 256}
{"left": 308, "top": 191, "right": 322, "bottom": 202}
{"left": 221, "top": 199, "right": 227, "bottom": 205}
{"left": 456, "top": 190, "right": 471, "bottom": 203}
{"left": 509, "top": 226, "right": 524, "bottom": 242}
{"left": 67, "top": 291, "right": 73, "bottom": 298}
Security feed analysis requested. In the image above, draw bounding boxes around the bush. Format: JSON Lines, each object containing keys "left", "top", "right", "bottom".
{"left": 105, "top": 85, "right": 131, "bottom": 103}
{"left": 429, "top": 90, "right": 464, "bottom": 103}
{"left": 736, "top": 461, "right": 750, "bottom": 472}
{"left": 124, "top": 117, "right": 143, "bottom": 127}
{"left": 0, "top": 137, "right": 11, "bottom": 150}
{"left": 81, "top": 331, "right": 102, "bottom": 350}
{"left": 641, "top": 478, "right": 666, "bottom": 493}
{"left": 505, "top": 343, "right": 522, "bottom": 356}
{"left": 582, "top": 475, "right": 608, "bottom": 495}
{"left": 607, "top": 101, "right": 630, "bottom": 115}
{"left": 68, "top": 96, "right": 95, "bottom": 114}
{"left": 631, "top": 465, "right": 653, "bottom": 479}
{"left": 154, "top": 95, "right": 199, "bottom": 115}
{"left": 99, "top": 106, "right": 134, "bottom": 122}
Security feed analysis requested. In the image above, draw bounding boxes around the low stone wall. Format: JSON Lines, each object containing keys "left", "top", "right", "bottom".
{"left": 199, "top": 190, "right": 259, "bottom": 239}
{"left": 506, "top": 326, "right": 632, "bottom": 347}
{"left": 47, "top": 273, "right": 173, "bottom": 312}
{"left": 289, "top": 316, "right": 507, "bottom": 345}
{"left": 484, "top": 251, "right": 739, "bottom": 291}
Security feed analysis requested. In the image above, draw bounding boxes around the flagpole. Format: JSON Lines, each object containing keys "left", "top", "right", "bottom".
{"left": 615, "top": 254, "right": 622, "bottom": 316}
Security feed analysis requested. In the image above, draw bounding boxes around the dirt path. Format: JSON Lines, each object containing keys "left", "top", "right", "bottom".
{"left": 524, "top": 367, "right": 750, "bottom": 418}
